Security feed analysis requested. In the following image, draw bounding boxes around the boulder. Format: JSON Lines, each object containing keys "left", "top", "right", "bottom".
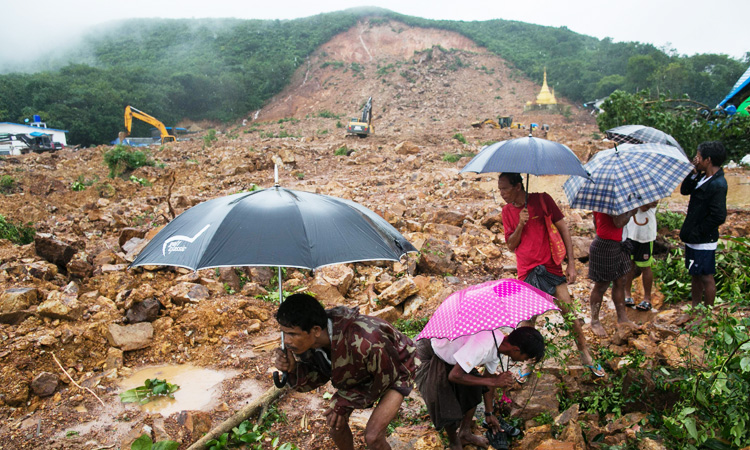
{"left": 378, "top": 277, "right": 419, "bottom": 306}
{"left": 394, "top": 141, "right": 420, "bottom": 155}
{"left": 369, "top": 305, "right": 401, "bottom": 323}
{"left": 126, "top": 298, "right": 162, "bottom": 323}
{"left": 417, "top": 238, "right": 457, "bottom": 275}
{"left": 118, "top": 227, "right": 147, "bottom": 249}
{"left": 167, "top": 282, "right": 210, "bottom": 305}
{"left": 106, "top": 322, "right": 154, "bottom": 351}
{"left": 218, "top": 267, "right": 241, "bottom": 292}
{"left": 105, "top": 347, "right": 124, "bottom": 370}
{"left": 31, "top": 372, "right": 59, "bottom": 397}
{"left": 67, "top": 259, "right": 94, "bottom": 279}
{"left": 34, "top": 234, "right": 77, "bottom": 268}
{"left": 316, "top": 265, "right": 354, "bottom": 296}
{"left": 0, "top": 287, "right": 39, "bottom": 313}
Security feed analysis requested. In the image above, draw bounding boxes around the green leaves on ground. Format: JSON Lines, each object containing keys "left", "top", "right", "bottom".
{"left": 103, "top": 145, "right": 156, "bottom": 178}
{"left": 0, "top": 214, "right": 35, "bottom": 245}
{"left": 206, "top": 405, "right": 297, "bottom": 450}
{"left": 131, "top": 434, "right": 180, "bottom": 450}
{"left": 119, "top": 378, "right": 179, "bottom": 405}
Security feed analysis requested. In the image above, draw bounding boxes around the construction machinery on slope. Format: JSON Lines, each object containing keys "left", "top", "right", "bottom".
{"left": 0, "top": 132, "right": 61, "bottom": 155}
{"left": 471, "top": 119, "right": 501, "bottom": 129}
{"left": 347, "top": 97, "right": 373, "bottom": 138}
{"left": 124, "top": 106, "right": 176, "bottom": 144}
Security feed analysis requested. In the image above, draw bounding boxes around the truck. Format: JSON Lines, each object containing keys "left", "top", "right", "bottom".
{"left": 0, "top": 132, "right": 62, "bottom": 155}
{"left": 347, "top": 97, "right": 373, "bottom": 138}
{"left": 124, "top": 106, "right": 176, "bottom": 144}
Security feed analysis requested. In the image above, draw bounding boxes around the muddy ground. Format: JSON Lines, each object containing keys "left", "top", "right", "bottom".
{"left": 1, "top": 19, "right": 749, "bottom": 450}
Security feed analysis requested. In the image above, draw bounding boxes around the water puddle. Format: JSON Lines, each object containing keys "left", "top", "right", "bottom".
{"left": 119, "top": 364, "right": 228, "bottom": 416}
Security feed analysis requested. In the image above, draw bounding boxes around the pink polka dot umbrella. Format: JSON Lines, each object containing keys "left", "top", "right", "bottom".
{"left": 416, "top": 279, "right": 560, "bottom": 341}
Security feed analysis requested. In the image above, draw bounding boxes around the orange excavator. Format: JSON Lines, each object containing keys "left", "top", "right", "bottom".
{"left": 124, "top": 106, "right": 176, "bottom": 144}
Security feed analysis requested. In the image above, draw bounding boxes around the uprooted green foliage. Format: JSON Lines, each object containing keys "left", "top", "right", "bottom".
{"left": 442, "top": 152, "right": 475, "bottom": 163}
{"left": 394, "top": 317, "right": 429, "bottom": 339}
{"left": 0, "top": 214, "right": 35, "bottom": 245}
{"left": 206, "top": 405, "right": 298, "bottom": 450}
{"left": 119, "top": 378, "right": 179, "bottom": 405}
{"left": 103, "top": 145, "right": 156, "bottom": 178}
{"left": 131, "top": 434, "right": 180, "bottom": 450}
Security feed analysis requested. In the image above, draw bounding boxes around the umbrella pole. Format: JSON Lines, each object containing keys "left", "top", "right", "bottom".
{"left": 274, "top": 266, "right": 288, "bottom": 388}
{"left": 525, "top": 173, "right": 529, "bottom": 206}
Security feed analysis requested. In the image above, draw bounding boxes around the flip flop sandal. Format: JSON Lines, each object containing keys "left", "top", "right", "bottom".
{"left": 514, "top": 368, "right": 531, "bottom": 384}
{"left": 636, "top": 301, "right": 652, "bottom": 311}
{"left": 624, "top": 297, "right": 635, "bottom": 307}
{"left": 585, "top": 363, "right": 606, "bottom": 378}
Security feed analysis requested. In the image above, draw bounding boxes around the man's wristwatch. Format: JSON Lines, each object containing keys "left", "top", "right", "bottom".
{"left": 484, "top": 411, "right": 492, "bottom": 416}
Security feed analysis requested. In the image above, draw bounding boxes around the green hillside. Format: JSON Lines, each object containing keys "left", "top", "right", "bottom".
{"left": 0, "top": 8, "right": 745, "bottom": 146}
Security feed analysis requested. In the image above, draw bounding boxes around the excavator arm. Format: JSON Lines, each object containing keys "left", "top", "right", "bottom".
{"left": 124, "top": 105, "right": 176, "bottom": 144}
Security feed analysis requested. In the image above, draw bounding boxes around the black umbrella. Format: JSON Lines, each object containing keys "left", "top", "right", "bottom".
{"left": 459, "top": 133, "right": 589, "bottom": 204}
{"left": 130, "top": 178, "right": 417, "bottom": 386}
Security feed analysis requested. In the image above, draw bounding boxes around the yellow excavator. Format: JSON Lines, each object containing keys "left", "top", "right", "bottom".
{"left": 347, "top": 97, "right": 373, "bottom": 138}
{"left": 471, "top": 119, "right": 501, "bottom": 129}
{"left": 124, "top": 106, "right": 176, "bottom": 144}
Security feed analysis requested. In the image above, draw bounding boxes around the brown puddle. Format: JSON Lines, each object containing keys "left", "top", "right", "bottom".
{"left": 119, "top": 365, "right": 228, "bottom": 416}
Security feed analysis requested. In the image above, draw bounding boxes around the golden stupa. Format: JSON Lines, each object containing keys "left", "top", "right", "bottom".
{"left": 535, "top": 69, "right": 557, "bottom": 105}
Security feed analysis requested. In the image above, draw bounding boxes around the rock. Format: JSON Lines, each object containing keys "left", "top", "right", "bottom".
{"left": 558, "top": 420, "right": 586, "bottom": 450}
{"left": 243, "top": 305, "right": 271, "bottom": 321}
{"left": 106, "top": 322, "right": 154, "bottom": 351}
{"left": 67, "top": 259, "right": 94, "bottom": 279}
{"left": 423, "top": 223, "right": 462, "bottom": 240}
{"left": 218, "top": 267, "right": 242, "bottom": 292}
{"left": 37, "top": 289, "right": 83, "bottom": 321}
{"left": 534, "top": 440, "right": 577, "bottom": 450}
{"left": 0, "top": 380, "right": 29, "bottom": 406}
{"left": 402, "top": 295, "right": 426, "bottom": 317}
{"left": 511, "top": 373, "right": 559, "bottom": 420}
{"left": 167, "top": 282, "right": 210, "bottom": 305}
{"left": 394, "top": 141, "right": 420, "bottom": 155}
{"left": 309, "top": 278, "right": 346, "bottom": 304}
{"left": 431, "top": 210, "right": 466, "bottom": 226}
{"left": 638, "top": 437, "right": 668, "bottom": 450}
{"left": 514, "top": 424, "right": 553, "bottom": 450}
{"left": 317, "top": 264, "right": 354, "bottom": 296}
{"left": 571, "top": 236, "right": 592, "bottom": 260}
{"left": 119, "top": 228, "right": 146, "bottom": 249}
{"left": 27, "top": 261, "right": 59, "bottom": 280}
{"left": 126, "top": 298, "right": 162, "bottom": 323}
{"left": 177, "top": 410, "right": 213, "bottom": 435}
{"left": 152, "top": 416, "right": 172, "bottom": 443}
{"left": 31, "top": 372, "right": 59, "bottom": 397}
{"left": 555, "top": 404, "right": 579, "bottom": 426}
{"left": 240, "top": 282, "right": 268, "bottom": 297}
{"left": 378, "top": 277, "right": 419, "bottom": 306}
{"left": 248, "top": 266, "right": 273, "bottom": 286}
{"left": 105, "top": 347, "right": 124, "bottom": 370}
{"left": 370, "top": 305, "right": 401, "bottom": 323}
{"left": 0, "top": 287, "right": 39, "bottom": 313}
{"left": 417, "top": 238, "right": 457, "bottom": 275}
{"left": 34, "top": 234, "right": 77, "bottom": 268}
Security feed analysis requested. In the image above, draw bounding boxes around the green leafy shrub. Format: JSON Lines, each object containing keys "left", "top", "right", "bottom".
{"left": 206, "top": 405, "right": 297, "bottom": 450}
{"left": 131, "top": 434, "right": 179, "bottom": 450}
{"left": 0, "top": 214, "right": 35, "bottom": 244}
{"left": 103, "top": 145, "right": 155, "bottom": 178}
{"left": 0, "top": 175, "right": 16, "bottom": 193}
{"left": 394, "top": 318, "right": 429, "bottom": 339}
{"left": 203, "top": 129, "right": 218, "bottom": 148}
{"left": 656, "top": 209, "right": 685, "bottom": 231}
{"left": 442, "top": 152, "right": 475, "bottom": 163}
{"left": 316, "top": 110, "right": 339, "bottom": 119}
{"left": 119, "top": 378, "right": 179, "bottom": 404}
{"left": 334, "top": 146, "right": 349, "bottom": 156}
{"left": 452, "top": 133, "right": 467, "bottom": 144}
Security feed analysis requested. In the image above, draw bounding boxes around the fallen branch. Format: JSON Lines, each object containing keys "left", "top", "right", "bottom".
{"left": 186, "top": 385, "right": 286, "bottom": 450}
{"left": 166, "top": 170, "right": 177, "bottom": 220}
{"left": 51, "top": 352, "right": 106, "bottom": 408}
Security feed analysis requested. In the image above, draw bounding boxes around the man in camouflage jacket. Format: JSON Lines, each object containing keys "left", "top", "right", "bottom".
{"left": 274, "top": 293, "right": 418, "bottom": 450}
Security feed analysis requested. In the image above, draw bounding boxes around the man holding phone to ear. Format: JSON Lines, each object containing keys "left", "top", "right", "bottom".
{"left": 680, "top": 141, "right": 728, "bottom": 308}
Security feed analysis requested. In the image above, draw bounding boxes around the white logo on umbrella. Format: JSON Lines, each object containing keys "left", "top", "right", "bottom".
{"left": 162, "top": 224, "right": 211, "bottom": 256}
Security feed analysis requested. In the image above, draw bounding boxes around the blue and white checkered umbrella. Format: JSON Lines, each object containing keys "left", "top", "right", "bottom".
{"left": 605, "top": 125, "right": 687, "bottom": 158}
{"left": 563, "top": 143, "right": 693, "bottom": 215}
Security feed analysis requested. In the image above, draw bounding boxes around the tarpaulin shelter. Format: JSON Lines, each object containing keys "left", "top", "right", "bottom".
{"left": 718, "top": 64, "right": 750, "bottom": 114}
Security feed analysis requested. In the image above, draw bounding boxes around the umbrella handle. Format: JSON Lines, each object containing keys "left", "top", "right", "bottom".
{"left": 273, "top": 370, "right": 288, "bottom": 388}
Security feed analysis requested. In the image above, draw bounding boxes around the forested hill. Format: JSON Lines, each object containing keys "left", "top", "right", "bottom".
{"left": 0, "top": 7, "right": 746, "bottom": 146}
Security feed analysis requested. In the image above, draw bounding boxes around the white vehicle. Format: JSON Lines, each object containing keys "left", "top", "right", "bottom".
{"left": 0, "top": 133, "right": 27, "bottom": 156}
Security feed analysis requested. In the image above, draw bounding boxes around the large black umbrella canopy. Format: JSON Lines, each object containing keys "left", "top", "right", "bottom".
{"left": 605, "top": 125, "right": 687, "bottom": 158}
{"left": 130, "top": 186, "right": 417, "bottom": 271}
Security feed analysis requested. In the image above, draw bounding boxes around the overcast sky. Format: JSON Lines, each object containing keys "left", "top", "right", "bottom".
{"left": 1, "top": 0, "right": 748, "bottom": 66}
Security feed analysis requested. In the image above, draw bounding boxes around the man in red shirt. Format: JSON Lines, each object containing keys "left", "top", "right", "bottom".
{"left": 498, "top": 173, "right": 604, "bottom": 378}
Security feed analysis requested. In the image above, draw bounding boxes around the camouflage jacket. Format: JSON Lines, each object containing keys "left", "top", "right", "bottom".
{"left": 290, "top": 306, "right": 418, "bottom": 416}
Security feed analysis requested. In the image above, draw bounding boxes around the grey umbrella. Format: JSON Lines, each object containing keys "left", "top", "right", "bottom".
{"left": 605, "top": 125, "right": 687, "bottom": 157}
{"left": 130, "top": 177, "right": 417, "bottom": 386}
{"left": 459, "top": 133, "right": 590, "bottom": 203}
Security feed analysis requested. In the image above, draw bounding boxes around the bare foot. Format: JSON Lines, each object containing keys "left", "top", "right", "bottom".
{"left": 617, "top": 318, "right": 641, "bottom": 330}
{"left": 591, "top": 321, "right": 608, "bottom": 338}
{"left": 459, "top": 430, "right": 489, "bottom": 448}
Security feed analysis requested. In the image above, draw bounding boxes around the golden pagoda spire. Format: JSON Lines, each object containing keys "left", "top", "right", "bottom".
{"left": 535, "top": 68, "right": 558, "bottom": 105}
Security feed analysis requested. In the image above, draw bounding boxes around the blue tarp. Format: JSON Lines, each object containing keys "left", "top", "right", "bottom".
{"left": 29, "top": 131, "right": 50, "bottom": 137}
{"left": 719, "top": 65, "right": 750, "bottom": 108}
